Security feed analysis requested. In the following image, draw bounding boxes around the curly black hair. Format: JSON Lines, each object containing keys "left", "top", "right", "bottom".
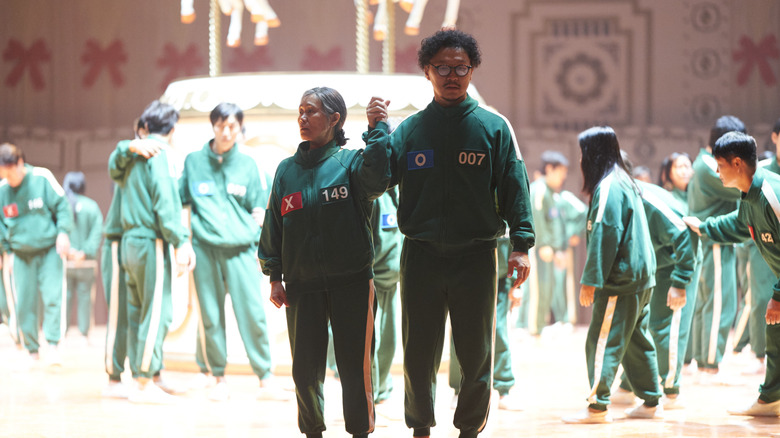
{"left": 417, "top": 29, "right": 482, "bottom": 71}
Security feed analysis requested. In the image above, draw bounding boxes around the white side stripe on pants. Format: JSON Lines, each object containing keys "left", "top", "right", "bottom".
{"left": 665, "top": 308, "right": 682, "bottom": 388}
{"left": 60, "top": 254, "right": 68, "bottom": 339}
{"left": 105, "top": 241, "right": 120, "bottom": 376}
{"left": 141, "top": 239, "right": 165, "bottom": 373}
{"left": 3, "top": 253, "right": 20, "bottom": 344}
{"left": 707, "top": 244, "right": 722, "bottom": 365}
{"left": 587, "top": 295, "right": 618, "bottom": 404}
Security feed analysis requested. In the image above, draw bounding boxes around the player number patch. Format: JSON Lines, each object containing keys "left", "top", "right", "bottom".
{"left": 458, "top": 151, "right": 486, "bottom": 167}
{"left": 321, "top": 184, "right": 350, "bottom": 204}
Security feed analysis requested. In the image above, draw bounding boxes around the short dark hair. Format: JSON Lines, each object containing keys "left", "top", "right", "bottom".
{"left": 709, "top": 115, "right": 746, "bottom": 148}
{"left": 772, "top": 117, "right": 780, "bottom": 135}
{"left": 417, "top": 29, "right": 482, "bottom": 71}
{"left": 712, "top": 131, "right": 757, "bottom": 169}
{"left": 302, "top": 87, "right": 348, "bottom": 146}
{"left": 0, "top": 142, "right": 24, "bottom": 166}
{"left": 139, "top": 100, "right": 179, "bottom": 135}
{"left": 578, "top": 126, "right": 635, "bottom": 199}
{"left": 540, "top": 151, "right": 569, "bottom": 174}
{"left": 210, "top": 102, "right": 244, "bottom": 126}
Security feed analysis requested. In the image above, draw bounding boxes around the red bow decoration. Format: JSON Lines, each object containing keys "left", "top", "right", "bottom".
{"left": 156, "top": 43, "right": 204, "bottom": 90}
{"left": 733, "top": 34, "right": 779, "bottom": 86}
{"left": 226, "top": 46, "right": 274, "bottom": 73}
{"left": 3, "top": 39, "right": 51, "bottom": 90}
{"left": 81, "top": 39, "right": 127, "bottom": 88}
{"left": 300, "top": 46, "right": 344, "bottom": 71}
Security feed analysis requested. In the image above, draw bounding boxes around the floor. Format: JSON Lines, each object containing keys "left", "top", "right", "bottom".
{"left": 0, "top": 324, "right": 778, "bottom": 438}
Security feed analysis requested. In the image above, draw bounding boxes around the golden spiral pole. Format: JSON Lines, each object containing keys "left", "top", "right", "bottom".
{"left": 356, "top": 0, "right": 369, "bottom": 73}
{"left": 209, "top": 0, "right": 222, "bottom": 77}
{"left": 383, "top": 0, "right": 395, "bottom": 73}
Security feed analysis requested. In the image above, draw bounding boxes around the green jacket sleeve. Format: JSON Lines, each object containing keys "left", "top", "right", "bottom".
{"left": 645, "top": 201, "right": 695, "bottom": 289}
{"left": 149, "top": 153, "right": 188, "bottom": 248}
{"left": 353, "top": 121, "right": 391, "bottom": 203}
{"left": 44, "top": 172, "right": 73, "bottom": 235}
{"left": 560, "top": 190, "right": 587, "bottom": 241}
{"left": 108, "top": 140, "right": 134, "bottom": 185}
{"left": 258, "top": 169, "right": 283, "bottom": 282}
{"left": 700, "top": 210, "right": 751, "bottom": 244}
{"left": 581, "top": 188, "right": 620, "bottom": 288}
{"left": 82, "top": 201, "right": 104, "bottom": 259}
{"left": 495, "top": 128, "right": 535, "bottom": 254}
{"left": 178, "top": 157, "right": 191, "bottom": 206}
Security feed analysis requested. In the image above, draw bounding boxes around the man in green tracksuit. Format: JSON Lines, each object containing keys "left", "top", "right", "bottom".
{"left": 684, "top": 131, "right": 780, "bottom": 416}
{"left": 614, "top": 179, "right": 699, "bottom": 408}
{"left": 0, "top": 142, "right": 72, "bottom": 365}
{"left": 179, "top": 102, "right": 282, "bottom": 401}
{"left": 109, "top": 101, "right": 195, "bottom": 403}
{"left": 371, "top": 187, "right": 402, "bottom": 404}
{"left": 364, "top": 30, "right": 534, "bottom": 438}
{"left": 687, "top": 115, "right": 746, "bottom": 376}
{"left": 63, "top": 171, "right": 103, "bottom": 340}
{"left": 527, "top": 151, "right": 575, "bottom": 335}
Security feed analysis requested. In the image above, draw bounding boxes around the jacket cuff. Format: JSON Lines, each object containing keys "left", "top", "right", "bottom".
{"left": 511, "top": 239, "right": 531, "bottom": 254}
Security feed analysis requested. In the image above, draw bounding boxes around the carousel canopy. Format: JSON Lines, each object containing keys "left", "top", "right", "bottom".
{"left": 160, "top": 71, "right": 485, "bottom": 117}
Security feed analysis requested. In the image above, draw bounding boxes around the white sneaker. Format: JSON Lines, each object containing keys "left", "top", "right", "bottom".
{"left": 190, "top": 372, "right": 217, "bottom": 391}
{"left": 45, "top": 344, "right": 62, "bottom": 367}
{"left": 129, "top": 381, "right": 177, "bottom": 404}
{"left": 610, "top": 388, "right": 638, "bottom": 405}
{"left": 728, "top": 399, "right": 780, "bottom": 417}
{"left": 103, "top": 381, "right": 130, "bottom": 399}
{"left": 661, "top": 395, "right": 684, "bottom": 410}
{"left": 625, "top": 403, "right": 663, "bottom": 419}
{"left": 562, "top": 408, "right": 613, "bottom": 424}
{"left": 741, "top": 360, "right": 766, "bottom": 376}
{"left": 257, "top": 377, "right": 294, "bottom": 401}
{"left": 154, "top": 377, "right": 187, "bottom": 395}
{"left": 208, "top": 381, "right": 230, "bottom": 402}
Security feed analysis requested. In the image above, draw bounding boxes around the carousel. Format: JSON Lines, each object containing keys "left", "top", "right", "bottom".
{"left": 159, "top": 0, "right": 484, "bottom": 373}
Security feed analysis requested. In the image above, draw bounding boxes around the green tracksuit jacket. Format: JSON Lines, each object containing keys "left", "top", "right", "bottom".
{"left": 0, "top": 164, "right": 72, "bottom": 252}
{"left": 379, "top": 95, "right": 534, "bottom": 254}
{"left": 258, "top": 137, "right": 390, "bottom": 298}
{"left": 699, "top": 167, "right": 780, "bottom": 403}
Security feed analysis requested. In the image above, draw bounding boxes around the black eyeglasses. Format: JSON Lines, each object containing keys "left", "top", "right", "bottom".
{"left": 429, "top": 64, "right": 472, "bottom": 77}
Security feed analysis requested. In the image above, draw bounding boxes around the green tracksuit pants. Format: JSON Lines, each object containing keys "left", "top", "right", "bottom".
{"left": 761, "top": 322, "right": 780, "bottom": 403}
{"left": 372, "top": 281, "right": 398, "bottom": 403}
{"left": 733, "top": 244, "right": 774, "bottom": 359}
{"left": 192, "top": 242, "right": 272, "bottom": 379}
{"left": 450, "top": 276, "right": 515, "bottom": 397}
{"left": 102, "top": 238, "right": 128, "bottom": 381}
{"left": 692, "top": 242, "right": 737, "bottom": 369}
{"left": 620, "top": 262, "right": 701, "bottom": 396}
{"left": 586, "top": 289, "right": 661, "bottom": 410}
{"left": 121, "top": 236, "right": 173, "bottom": 379}
{"left": 12, "top": 247, "right": 65, "bottom": 353}
{"left": 0, "top": 265, "right": 7, "bottom": 324}
{"left": 67, "top": 266, "right": 95, "bottom": 336}
{"left": 527, "top": 258, "right": 567, "bottom": 335}
{"left": 286, "top": 280, "right": 375, "bottom": 437}
{"left": 401, "top": 239, "right": 496, "bottom": 438}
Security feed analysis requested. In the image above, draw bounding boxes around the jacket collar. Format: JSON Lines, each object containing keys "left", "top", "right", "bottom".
{"left": 294, "top": 139, "right": 340, "bottom": 168}
{"left": 428, "top": 94, "right": 478, "bottom": 119}
{"left": 204, "top": 140, "right": 238, "bottom": 164}
{"left": 743, "top": 167, "right": 766, "bottom": 203}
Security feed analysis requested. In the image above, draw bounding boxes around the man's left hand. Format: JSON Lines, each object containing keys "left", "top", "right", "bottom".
{"left": 507, "top": 251, "right": 530, "bottom": 288}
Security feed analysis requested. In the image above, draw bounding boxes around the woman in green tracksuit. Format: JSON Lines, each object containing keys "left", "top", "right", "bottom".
{"left": 180, "top": 102, "right": 277, "bottom": 401}
{"left": 687, "top": 116, "right": 746, "bottom": 374}
{"left": 0, "top": 143, "right": 72, "bottom": 364}
{"left": 63, "top": 171, "right": 103, "bottom": 339}
{"left": 613, "top": 179, "right": 699, "bottom": 409}
{"left": 686, "top": 131, "right": 780, "bottom": 417}
{"left": 258, "top": 87, "right": 390, "bottom": 438}
{"left": 563, "top": 127, "right": 661, "bottom": 424}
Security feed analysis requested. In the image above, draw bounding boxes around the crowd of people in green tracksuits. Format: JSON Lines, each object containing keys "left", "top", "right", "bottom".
{"left": 2, "top": 26, "right": 780, "bottom": 438}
